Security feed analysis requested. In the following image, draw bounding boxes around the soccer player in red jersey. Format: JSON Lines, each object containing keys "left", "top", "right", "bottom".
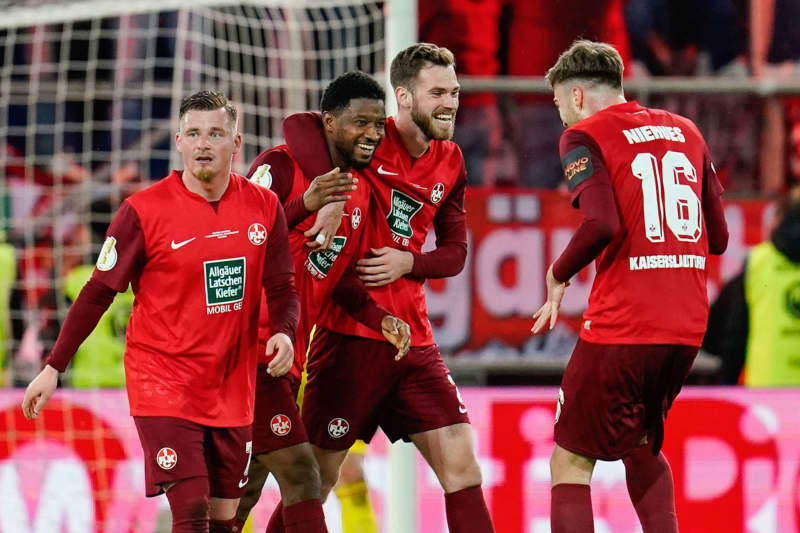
{"left": 282, "top": 44, "right": 495, "bottom": 533}
{"left": 530, "top": 41, "right": 729, "bottom": 533}
{"left": 228, "top": 72, "right": 411, "bottom": 533}
{"left": 21, "top": 91, "right": 299, "bottom": 533}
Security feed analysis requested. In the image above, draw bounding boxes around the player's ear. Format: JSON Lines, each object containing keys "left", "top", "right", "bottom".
{"left": 233, "top": 131, "right": 242, "bottom": 154}
{"left": 571, "top": 85, "right": 584, "bottom": 110}
{"left": 322, "top": 111, "right": 337, "bottom": 133}
{"left": 395, "top": 85, "right": 411, "bottom": 109}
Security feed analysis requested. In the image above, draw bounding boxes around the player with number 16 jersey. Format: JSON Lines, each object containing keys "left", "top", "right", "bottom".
{"left": 561, "top": 100, "right": 723, "bottom": 346}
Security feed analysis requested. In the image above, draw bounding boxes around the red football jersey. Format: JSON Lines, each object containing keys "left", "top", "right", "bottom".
{"left": 562, "top": 101, "right": 723, "bottom": 346}
{"left": 94, "top": 171, "right": 288, "bottom": 427}
{"left": 316, "top": 117, "right": 467, "bottom": 346}
{"left": 248, "top": 146, "right": 373, "bottom": 375}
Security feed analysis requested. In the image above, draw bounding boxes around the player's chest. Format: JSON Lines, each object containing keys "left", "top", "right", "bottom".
{"left": 143, "top": 200, "right": 270, "bottom": 267}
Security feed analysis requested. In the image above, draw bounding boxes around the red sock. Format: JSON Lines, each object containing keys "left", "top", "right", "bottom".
{"left": 444, "top": 485, "right": 495, "bottom": 533}
{"left": 209, "top": 518, "right": 243, "bottom": 533}
{"left": 551, "top": 483, "right": 594, "bottom": 533}
{"left": 265, "top": 502, "right": 284, "bottom": 533}
{"left": 282, "top": 499, "right": 327, "bottom": 533}
{"left": 623, "top": 448, "right": 678, "bottom": 533}
{"left": 165, "top": 476, "right": 210, "bottom": 533}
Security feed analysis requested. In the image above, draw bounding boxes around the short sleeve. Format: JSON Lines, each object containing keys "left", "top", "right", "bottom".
{"left": 559, "top": 129, "right": 610, "bottom": 206}
{"left": 247, "top": 149, "right": 296, "bottom": 204}
{"left": 92, "top": 201, "right": 146, "bottom": 293}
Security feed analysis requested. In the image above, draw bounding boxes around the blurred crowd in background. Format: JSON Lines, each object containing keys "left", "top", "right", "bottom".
{"left": 1, "top": 0, "right": 799, "bottom": 388}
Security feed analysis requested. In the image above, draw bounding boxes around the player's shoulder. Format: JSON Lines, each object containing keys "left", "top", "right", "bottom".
{"left": 126, "top": 171, "right": 179, "bottom": 208}
{"left": 235, "top": 172, "right": 280, "bottom": 204}
{"left": 248, "top": 144, "right": 295, "bottom": 181}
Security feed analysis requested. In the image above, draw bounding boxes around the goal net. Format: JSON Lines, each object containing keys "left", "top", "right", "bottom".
{"left": 0, "top": 0, "right": 386, "bottom": 382}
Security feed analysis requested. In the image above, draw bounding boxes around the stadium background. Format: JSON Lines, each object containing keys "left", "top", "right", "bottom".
{"left": 0, "top": 0, "right": 798, "bottom": 531}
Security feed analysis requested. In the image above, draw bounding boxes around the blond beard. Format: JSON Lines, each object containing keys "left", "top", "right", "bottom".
{"left": 194, "top": 168, "right": 214, "bottom": 182}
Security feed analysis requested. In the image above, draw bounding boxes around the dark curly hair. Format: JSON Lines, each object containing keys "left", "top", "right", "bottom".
{"left": 320, "top": 71, "right": 385, "bottom": 115}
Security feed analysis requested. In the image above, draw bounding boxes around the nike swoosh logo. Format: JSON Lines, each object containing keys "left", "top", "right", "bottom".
{"left": 238, "top": 478, "right": 248, "bottom": 488}
{"left": 377, "top": 165, "right": 399, "bottom": 176}
{"left": 170, "top": 237, "right": 196, "bottom": 250}
{"left": 459, "top": 405, "right": 468, "bottom": 414}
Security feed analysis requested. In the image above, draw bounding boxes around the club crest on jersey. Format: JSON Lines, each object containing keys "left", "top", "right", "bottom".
{"left": 250, "top": 164, "right": 272, "bottom": 188}
{"left": 96, "top": 236, "right": 118, "bottom": 271}
{"left": 270, "top": 414, "right": 292, "bottom": 436}
{"left": 156, "top": 447, "right": 178, "bottom": 470}
{"left": 328, "top": 418, "right": 350, "bottom": 439}
{"left": 351, "top": 207, "right": 362, "bottom": 229}
{"left": 248, "top": 223, "right": 267, "bottom": 246}
{"left": 431, "top": 182, "right": 445, "bottom": 204}
{"left": 387, "top": 189, "right": 423, "bottom": 239}
{"left": 306, "top": 236, "right": 347, "bottom": 280}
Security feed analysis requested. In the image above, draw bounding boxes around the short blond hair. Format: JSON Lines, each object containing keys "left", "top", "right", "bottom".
{"left": 545, "top": 40, "right": 624, "bottom": 90}
{"left": 390, "top": 42, "right": 456, "bottom": 90}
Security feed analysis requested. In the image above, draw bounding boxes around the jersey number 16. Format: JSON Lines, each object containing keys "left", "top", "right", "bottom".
{"left": 631, "top": 150, "right": 702, "bottom": 244}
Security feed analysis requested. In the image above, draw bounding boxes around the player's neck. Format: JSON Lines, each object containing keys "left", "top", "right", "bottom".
{"left": 181, "top": 170, "right": 230, "bottom": 201}
{"left": 586, "top": 93, "right": 627, "bottom": 118}
{"left": 325, "top": 136, "right": 352, "bottom": 172}
{"left": 394, "top": 113, "right": 431, "bottom": 159}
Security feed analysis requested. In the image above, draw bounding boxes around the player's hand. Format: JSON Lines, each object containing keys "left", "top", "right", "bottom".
{"left": 381, "top": 315, "right": 411, "bottom": 361}
{"left": 356, "top": 247, "right": 413, "bottom": 287}
{"left": 304, "top": 201, "right": 345, "bottom": 250}
{"left": 266, "top": 333, "right": 294, "bottom": 377}
{"left": 531, "top": 264, "right": 570, "bottom": 335}
{"left": 303, "top": 167, "right": 357, "bottom": 212}
{"left": 21, "top": 364, "right": 59, "bottom": 420}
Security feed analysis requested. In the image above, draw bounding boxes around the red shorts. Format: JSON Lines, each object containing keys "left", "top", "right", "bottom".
{"left": 302, "top": 328, "right": 470, "bottom": 450}
{"left": 134, "top": 416, "right": 252, "bottom": 498}
{"left": 252, "top": 367, "right": 308, "bottom": 455}
{"left": 554, "top": 339, "right": 697, "bottom": 461}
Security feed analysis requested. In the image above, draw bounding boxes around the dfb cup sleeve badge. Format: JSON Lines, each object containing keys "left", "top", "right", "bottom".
{"left": 270, "top": 414, "right": 292, "bottom": 437}
{"left": 248, "top": 223, "right": 267, "bottom": 245}
{"left": 156, "top": 447, "right": 178, "bottom": 470}
{"left": 351, "top": 207, "right": 362, "bottom": 229}
{"left": 431, "top": 182, "right": 445, "bottom": 204}
{"left": 328, "top": 418, "right": 350, "bottom": 439}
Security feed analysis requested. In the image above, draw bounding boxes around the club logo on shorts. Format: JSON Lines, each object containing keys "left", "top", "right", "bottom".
{"left": 270, "top": 414, "right": 292, "bottom": 436}
{"left": 431, "top": 182, "right": 445, "bottom": 204}
{"left": 156, "top": 447, "right": 178, "bottom": 470}
{"left": 248, "top": 223, "right": 267, "bottom": 246}
{"left": 327, "top": 418, "right": 350, "bottom": 439}
{"left": 351, "top": 207, "right": 362, "bottom": 229}
{"left": 554, "top": 388, "right": 565, "bottom": 424}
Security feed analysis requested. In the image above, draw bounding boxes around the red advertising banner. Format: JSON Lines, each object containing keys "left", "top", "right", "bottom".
{"left": 1, "top": 388, "right": 799, "bottom": 532}
{"left": 427, "top": 189, "right": 777, "bottom": 354}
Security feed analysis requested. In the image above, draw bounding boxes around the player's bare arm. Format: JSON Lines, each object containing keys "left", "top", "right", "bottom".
{"left": 266, "top": 332, "right": 294, "bottom": 377}
{"left": 303, "top": 167, "right": 357, "bottom": 212}
{"left": 381, "top": 315, "right": 411, "bottom": 360}
{"left": 304, "top": 201, "right": 346, "bottom": 251}
{"left": 531, "top": 263, "right": 570, "bottom": 335}
{"left": 21, "top": 364, "right": 59, "bottom": 419}
{"left": 356, "top": 247, "right": 414, "bottom": 287}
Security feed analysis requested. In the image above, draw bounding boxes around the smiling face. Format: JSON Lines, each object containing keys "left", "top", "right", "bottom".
{"left": 407, "top": 64, "right": 459, "bottom": 141}
{"left": 324, "top": 97, "right": 386, "bottom": 169}
{"left": 175, "top": 107, "right": 241, "bottom": 182}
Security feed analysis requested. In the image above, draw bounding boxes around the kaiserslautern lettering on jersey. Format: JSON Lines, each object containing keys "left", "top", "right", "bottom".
{"left": 316, "top": 117, "right": 466, "bottom": 346}
{"left": 250, "top": 145, "right": 372, "bottom": 374}
{"left": 562, "top": 101, "right": 722, "bottom": 346}
{"left": 93, "top": 171, "right": 281, "bottom": 427}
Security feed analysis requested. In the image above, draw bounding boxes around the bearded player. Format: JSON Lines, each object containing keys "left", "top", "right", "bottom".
{"left": 283, "top": 43, "right": 494, "bottom": 533}
{"left": 530, "top": 41, "right": 729, "bottom": 533}
{"left": 226, "top": 72, "right": 411, "bottom": 533}
{"left": 22, "top": 91, "right": 298, "bottom": 533}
